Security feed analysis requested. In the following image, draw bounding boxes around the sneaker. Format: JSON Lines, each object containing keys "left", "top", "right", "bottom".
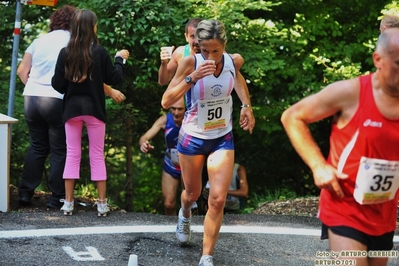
{"left": 60, "top": 199, "right": 74, "bottom": 215}
{"left": 199, "top": 255, "right": 213, "bottom": 266}
{"left": 47, "top": 197, "right": 64, "bottom": 209}
{"left": 18, "top": 195, "right": 31, "bottom": 207}
{"left": 94, "top": 198, "right": 110, "bottom": 217}
{"left": 176, "top": 208, "right": 191, "bottom": 244}
{"left": 46, "top": 201, "right": 61, "bottom": 210}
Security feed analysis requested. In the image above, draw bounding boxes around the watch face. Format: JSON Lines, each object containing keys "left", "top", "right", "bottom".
{"left": 185, "top": 76, "right": 191, "bottom": 83}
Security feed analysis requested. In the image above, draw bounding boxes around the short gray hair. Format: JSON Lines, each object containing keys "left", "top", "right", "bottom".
{"left": 376, "top": 28, "right": 399, "bottom": 55}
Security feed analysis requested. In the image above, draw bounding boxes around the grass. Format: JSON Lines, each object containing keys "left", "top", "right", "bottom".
{"left": 34, "top": 183, "right": 305, "bottom": 215}
{"left": 240, "top": 188, "right": 300, "bottom": 214}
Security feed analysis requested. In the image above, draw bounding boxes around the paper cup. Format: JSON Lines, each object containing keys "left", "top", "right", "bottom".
{"left": 204, "top": 59, "right": 215, "bottom": 65}
{"left": 161, "top": 46, "right": 173, "bottom": 59}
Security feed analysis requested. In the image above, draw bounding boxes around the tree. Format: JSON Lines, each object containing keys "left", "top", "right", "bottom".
{"left": 2, "top": 0, "right": 397, "bottom": 213}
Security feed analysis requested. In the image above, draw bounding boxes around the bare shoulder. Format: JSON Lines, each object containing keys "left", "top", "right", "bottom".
{"left": 283, "top": 77, "right": 360, "bottom": 123}
{"left": 229, "top": 53, "right": 244, "bottom": 69}
{"left": 177, "top": 54, "right": 195, "bottom": 75}
{"left": 318, "top": 77, "right": 360, "bottom": 119}
{"left": 326, "top": 77, "right": 361, "bottom": 127}
{"left": 323, "top": 77, "right": 360, "bottom": 100}
{"left": 171, "top": 45, "right": 186, "bottom": 62}
{"left": 173, "top": 45, "right": 186, "bottom": 53}
{"left": 306, "top": 77, "right": 360, "bottom": 112}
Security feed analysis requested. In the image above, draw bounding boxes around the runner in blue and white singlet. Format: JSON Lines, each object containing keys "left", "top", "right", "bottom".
{"left": 182, "top": 53, "right": 235, "bottom": 140}
{"left": 161, "top": 20, "right": 255, "bottom": 265}
{"left": 163, "top": 113, "right": 181, "bottom": 178}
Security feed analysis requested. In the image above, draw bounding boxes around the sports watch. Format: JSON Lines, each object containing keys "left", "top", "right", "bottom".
{"left": 185, "top": 75, "right": 196, "bottom": 84}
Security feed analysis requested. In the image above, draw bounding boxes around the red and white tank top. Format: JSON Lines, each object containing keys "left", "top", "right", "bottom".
{"left": 320, "top": 73, "right": 399, "bottom": 236}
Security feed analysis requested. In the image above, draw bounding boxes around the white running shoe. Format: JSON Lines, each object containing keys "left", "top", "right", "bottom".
{"left": 60, "top": 199, "right": 74, "bottom": 216}
{"left": 94, "top": 198, "right": 110, "bottom": 217}
{"left": 176, "top": 208, "right": 191, "bottom": 244}
{"left": 199, "top": 255, "right": 214, "bottom": 266}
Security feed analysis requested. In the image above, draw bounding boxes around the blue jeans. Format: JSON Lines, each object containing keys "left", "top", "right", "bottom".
{"left": 19, "top": 96, "right": 66, "bottom": 202}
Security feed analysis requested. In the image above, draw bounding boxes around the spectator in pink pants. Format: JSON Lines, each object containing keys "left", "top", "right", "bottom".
{"left": 51, "top": 9, "right": 129, "bottom": 216}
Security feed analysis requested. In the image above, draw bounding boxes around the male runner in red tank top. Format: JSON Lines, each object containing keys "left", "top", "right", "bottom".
{"left": 281, "top": 28, "right": 399, "bottom": 266}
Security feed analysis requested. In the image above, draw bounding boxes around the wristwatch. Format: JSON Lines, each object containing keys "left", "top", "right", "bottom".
{"left": 185, "top": 75, "right": 196, "bottom": 84}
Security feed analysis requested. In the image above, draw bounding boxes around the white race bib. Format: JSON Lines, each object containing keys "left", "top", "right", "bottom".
{"left": 197, "top": 96, "right": 232, "bottom": 131}
{"left": 354, "top": 156, "right": 399, "bottom": 205}
{"left": 170, "top": 148, "right": 179, "bottom": 165}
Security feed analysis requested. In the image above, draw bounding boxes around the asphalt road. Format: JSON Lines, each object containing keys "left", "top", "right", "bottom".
{"left": 0, "top": 210, "right": 398, "bottom": 266}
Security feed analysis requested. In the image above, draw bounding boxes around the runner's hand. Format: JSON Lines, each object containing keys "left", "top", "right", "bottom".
{"left": 312, "top": 163, "right": 348, "bottom": 198}
{"left": 239, "top": 106, "right": 255, "bottom": 134}
{"left": 140, "top": 140, "right": 154, "bottom": 153}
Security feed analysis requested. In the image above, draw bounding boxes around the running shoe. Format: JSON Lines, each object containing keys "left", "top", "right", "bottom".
{"left": 94, "top": 198, "right": 110, "bottom": 217}
{"left": 176, "top": 208, "right": 191, "bottom": 244}
{"left": 199, "top": 255, "right": 213, "bottom": 266}
{"left": 60, "top": 199, "right": 74, "bottom": 215}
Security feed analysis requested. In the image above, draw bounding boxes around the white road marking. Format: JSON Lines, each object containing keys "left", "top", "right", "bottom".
{"left": 0, "top": 225, "right": 398, "bottom": 242}
{"left": 62, "top": 246, "right": 104, "bottom": 261}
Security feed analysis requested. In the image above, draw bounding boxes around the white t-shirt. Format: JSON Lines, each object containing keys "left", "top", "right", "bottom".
{"left": 22, "top": 30, "right": 70, "bottom": 99}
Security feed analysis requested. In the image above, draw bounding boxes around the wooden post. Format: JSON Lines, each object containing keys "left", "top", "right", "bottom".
{"left": 0, "top": 114, "right": 18, "bottom": 212}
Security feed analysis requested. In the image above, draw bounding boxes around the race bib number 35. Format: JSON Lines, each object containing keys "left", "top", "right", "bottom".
{"left": 197, "top": 96, "right": 232, "bottom": 131}
{"left": 354, "top": 157, "right": 399, "bottom": 205}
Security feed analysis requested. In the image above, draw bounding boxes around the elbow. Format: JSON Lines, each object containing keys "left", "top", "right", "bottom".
{"left": 158, "top": 79, "right": 167, "bottom": 86}
{"left": 280, "top": 109, "right": 290, "bottom": 128}
{"left": 161, "top": 89, "right": 180, "bottom": 109}
{"left": 16, "top": 69, "right": 22, "bottom": 78}
{"left": 161, "top": 98, "right": 170, "bottom": 109}
{"left": 51, "top": 78, "right": 63, "bottom": 94}
{"left": 112, "top": 77, "right": 123, "bottom": 86}
{"left": 17, "top": 71, "right": 27, "bottom": 84}
{"left": 17, "top": 65, "right": 25, "bottom": 77}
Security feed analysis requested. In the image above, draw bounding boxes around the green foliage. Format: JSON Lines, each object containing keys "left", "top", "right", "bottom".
{"left": 2, "top": 0, "right": 398, "bottom": 213}
{"left": 255, "top": 188, "right": 298, "bottom": 203}
{"left": 75, "top": 183, "right": 98, "bottom": 198}
{"left": 129, "top": 154, "right": 163, "bottom": 213}
{"left": 242, "top": 188, "right": 301, "bottom": 214}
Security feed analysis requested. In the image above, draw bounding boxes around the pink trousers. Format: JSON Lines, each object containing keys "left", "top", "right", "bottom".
{"left": 63, "top": 115, "right": 107, "bottom": 181}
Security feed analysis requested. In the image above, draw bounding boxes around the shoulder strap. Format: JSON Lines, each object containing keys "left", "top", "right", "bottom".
{"left": 183, "top": 44, "right": 191, "bottom": 57}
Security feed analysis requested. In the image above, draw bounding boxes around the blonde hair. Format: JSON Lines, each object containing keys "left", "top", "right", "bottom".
{"left": 196, "top": 20, "right": 227, "bottom": 45}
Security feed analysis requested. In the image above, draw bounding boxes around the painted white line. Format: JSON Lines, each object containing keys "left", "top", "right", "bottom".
{"left": 0, "top": 225, "right": 398, "bottom": 242}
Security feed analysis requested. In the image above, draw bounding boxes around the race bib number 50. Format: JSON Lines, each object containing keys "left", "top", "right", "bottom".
{"left": 354, "top": 157, "right": 399, "bottom": 205}
{"left": 197, "top": 96, "right": 232, "bottom": 131}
